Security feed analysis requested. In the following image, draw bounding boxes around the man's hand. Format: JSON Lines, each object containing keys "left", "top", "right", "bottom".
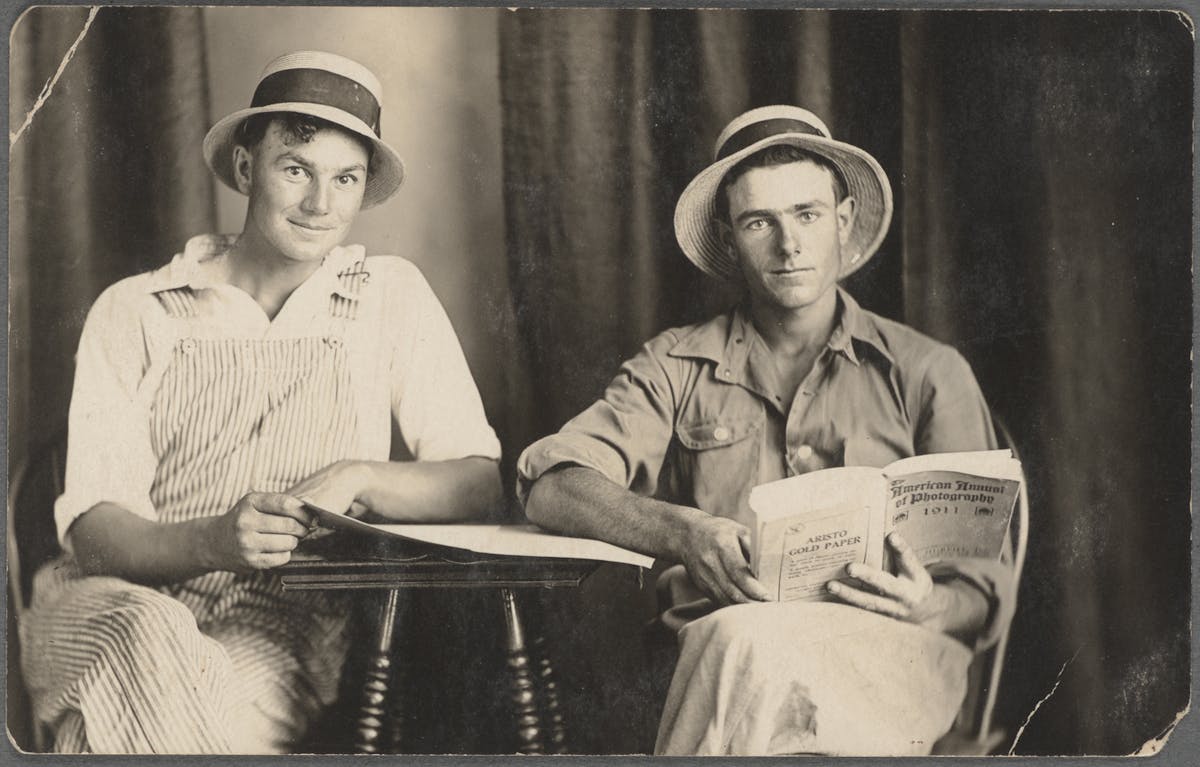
{"left": 206, "top": 493, "right": 315, "bottom": 572}
{"left": 825, "top": 532, "right": 987, "bottom": 641}
{"left": 681, "top": 515, "right": 771, "bottom": 606}
{"left": 286, "top": 460, "right": 370, "bottom": 518}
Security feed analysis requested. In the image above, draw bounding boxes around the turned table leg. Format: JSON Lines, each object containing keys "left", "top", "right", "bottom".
{"left": 526, "top": 596, "right": 568, "bottom": 754}
{"left": 501, "top": 588, "right": 544, "bottom": 754}
{"left": 355, "top": 588, "right": 401, "bottom": 754}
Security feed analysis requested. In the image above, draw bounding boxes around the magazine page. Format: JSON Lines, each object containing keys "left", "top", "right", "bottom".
{"left": 882, "top": 450, "right": 1021, "bottom": 564}
{"left": 306, "top": 504, "right": 653, "bottom": 568}
{"left": 748, "top": 467, "right": 886, "bottom": 602}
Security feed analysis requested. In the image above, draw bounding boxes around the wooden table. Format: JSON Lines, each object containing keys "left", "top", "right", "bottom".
{"left": 278, "top": 536, "right": 601, "bottom": 755}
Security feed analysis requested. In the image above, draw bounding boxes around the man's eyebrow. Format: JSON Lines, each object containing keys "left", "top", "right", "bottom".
{"left": 275, "top": 152, "right": 313, "bottom": 167}
{"left": 733, "top": 200, "right": 827, "bottom": 224}
{"left": 734, "top": 208, "right": 776, "bottom": 224}
{"left": 274, "top": 154, "right": 366, "bottom": 174}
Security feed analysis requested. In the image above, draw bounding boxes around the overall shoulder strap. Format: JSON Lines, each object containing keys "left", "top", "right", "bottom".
{"left": 154, "top": 287, "right": 199, "bottom": 318}
{"left": 329, "top": 259, "right": 371, "bottom": 320}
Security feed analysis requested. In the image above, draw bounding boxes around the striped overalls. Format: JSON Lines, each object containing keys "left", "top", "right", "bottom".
{"left": 20, "top": 265, "right": 373, "bottom": 753}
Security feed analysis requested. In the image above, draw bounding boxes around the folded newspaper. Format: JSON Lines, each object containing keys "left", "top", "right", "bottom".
{"left": 305, "top": 504, "right": 654, "bottom": 569}
{"left": 749, "top": 449, "right": 1021, "bottom": 602}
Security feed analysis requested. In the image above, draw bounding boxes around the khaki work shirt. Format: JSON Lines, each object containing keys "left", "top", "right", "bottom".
{"left": 519, "top": 288, "right": 1013, "bottom": 648}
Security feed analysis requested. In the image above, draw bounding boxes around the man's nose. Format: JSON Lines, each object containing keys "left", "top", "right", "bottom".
{"left": 778, "top": 219, "right": 802, "bottom": 255}
{"left": 301, "top": 179, "right": 332, "bottom": 215}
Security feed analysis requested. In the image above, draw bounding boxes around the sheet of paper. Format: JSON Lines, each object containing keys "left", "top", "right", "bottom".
{"left": 306, "top": 506, "right": 653, "bottom": 568}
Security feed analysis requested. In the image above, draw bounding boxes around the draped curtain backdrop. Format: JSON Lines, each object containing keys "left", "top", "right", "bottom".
{"left": 8, "top": 6, "right": 214, "bottom": 746}
{"left": 10, "top": 6, "right": 215, "bottom": 466}
{"left": 500, "top": 10, "right": 1191, "bottom": 755}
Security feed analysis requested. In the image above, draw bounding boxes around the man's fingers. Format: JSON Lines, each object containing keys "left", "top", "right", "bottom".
{"left": 717, "top": 537, "right": 769, "bottom": 602}
{"left": 828, "top": 580, "right": 907, "bottom": 619}
{"left": 687, "top": 518, "right": 768, "bottom": 606}
{"left": 255, "top": 551, "right": 293, "bottom": 569}
{"left": 695, "top": 570, "right": 734, "bottom": 606}
{"left": 699, "top": 560, "right": 748, "bottom": 606}
{"left": 693, "top": 549, "right": 749, "bottom": 606}
{"left": 251, "top": 532, "right": 302, "bottom": 554}
{"left": 846, "top": 563, "right": 903, "bottom": 599}
{"left": 888, "top": 533, "right": 929, "bottom": 583}
{"left": 709, "top": 581, "right": 746, "bottom": 607}
{"left": 735, "top": 526, "right": 754, "bottom": 560}
{"left": 254, "top": 513, "right": 311, "bottom": 538}
{"left": 723, "top": 554, "right": 770, "bottom": 601}
{"left": 732, "top": 570, "right": 771, "bottom": 602}
{"left": 250, "top": 493, "right": 314, "bottom": 526}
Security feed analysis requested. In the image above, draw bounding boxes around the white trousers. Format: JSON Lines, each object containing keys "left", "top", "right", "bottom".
{"left": 655, "top": 601, "right": 973, "bottom": 756}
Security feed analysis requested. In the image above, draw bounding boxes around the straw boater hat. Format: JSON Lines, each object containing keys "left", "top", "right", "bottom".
{"left": 674, "top": 105, "right": 893, "bottom": 281}
{"left": 203, "top": 50, "right": 405, "bottom": 209}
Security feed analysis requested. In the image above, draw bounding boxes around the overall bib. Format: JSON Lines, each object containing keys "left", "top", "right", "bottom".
{"left": 20, "top": 267, "right": 371, "bottom": 754}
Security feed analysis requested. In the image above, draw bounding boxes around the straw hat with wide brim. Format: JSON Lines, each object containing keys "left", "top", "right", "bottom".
{"left": 203, "top": 50, "right": 405, "bottom": 209}
{"left": 674, "top": 105, "right": 893, "bottom": 282}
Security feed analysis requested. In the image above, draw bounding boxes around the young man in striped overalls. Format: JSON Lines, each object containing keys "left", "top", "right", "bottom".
{"left": 21, "top": 51, "right": 503, "bottom": 753}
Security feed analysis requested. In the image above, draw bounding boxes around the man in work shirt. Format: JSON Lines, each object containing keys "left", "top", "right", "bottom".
{"left": 519, "top": 105, "right": 1013, "bottom": 755}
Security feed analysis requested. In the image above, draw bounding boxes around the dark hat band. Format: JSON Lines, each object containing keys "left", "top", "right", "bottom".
{"left": 252, "top": 68, "right": 381, "bottom": 137}
{"left": 715, "top": 118, "right": 825, "bottom": 161}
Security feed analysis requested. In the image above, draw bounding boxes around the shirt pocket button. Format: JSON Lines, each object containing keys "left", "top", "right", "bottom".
{"left": 712, "top": 426, "right": 731, "bottom": 442}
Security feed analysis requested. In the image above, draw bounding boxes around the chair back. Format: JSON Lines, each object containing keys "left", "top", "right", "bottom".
{"left": 7, "top": 431, "right": 67, "bottom": 752}
{"left": 8, "top": 431, "right": 67, "bottom": 616}
{"left": 937, "top": 416, "right": 1030, "bottom": 753}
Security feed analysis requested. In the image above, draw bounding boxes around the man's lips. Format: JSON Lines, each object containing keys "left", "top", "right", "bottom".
{"left": 289, "top": 219, "right": 335, "bottom": 232}
{"left": 771, "top": 266, "right": 815, "bottom": 275}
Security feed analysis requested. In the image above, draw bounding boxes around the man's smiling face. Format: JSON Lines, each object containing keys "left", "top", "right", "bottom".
{"left": 236, "top": 118, "right": 369, "bottom": 265}
{"left": 722, "top": 160, "right": 856, "bottom": 314}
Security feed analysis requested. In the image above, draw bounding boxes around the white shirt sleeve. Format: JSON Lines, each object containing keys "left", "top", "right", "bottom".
{"left": 388, "top": 262, "right": 501, "bottom": 462}
{"left": 54, "top": 282, "right": 161, "bottom": 549}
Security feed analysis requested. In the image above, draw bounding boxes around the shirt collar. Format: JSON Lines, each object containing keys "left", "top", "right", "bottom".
{"left": 832, "top": 288, "right": 896, "bottom": 367}
{"left": 667, "top": 287, "right": 896, "bottom": 377}
{"left": 666, "top": 306, "right": 744, "bottom": 371}
{"left": 146, "top": 234, "right": 366, "bottom": 299}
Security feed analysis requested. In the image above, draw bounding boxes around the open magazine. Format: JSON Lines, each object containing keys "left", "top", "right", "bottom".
{"left": 304, "top": 503, "right": 654, "bottom": 569}
{"left": 749, "top": 449, "right": 1021, "bottom": 602}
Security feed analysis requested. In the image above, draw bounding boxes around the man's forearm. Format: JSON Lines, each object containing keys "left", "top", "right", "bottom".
{"left": 68, "top": 503, "right": 221, "bottom": 585}
{"left": 356, "top": 456, "right": 504, "bottom": 522}
{"left": 525, "top": 465, "right": 703, "bottom": 562}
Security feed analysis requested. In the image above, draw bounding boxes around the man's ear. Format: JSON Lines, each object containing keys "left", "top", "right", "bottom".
{"left": 715, "top": 218, "right": 735, "bottom": 253}
{"left": 836, "top": 195, "right": 857, "bottom": 247}
{"left": 232, "top": 145, "right": 254, "bottom": 195}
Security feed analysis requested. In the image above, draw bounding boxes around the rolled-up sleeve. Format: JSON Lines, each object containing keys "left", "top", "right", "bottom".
{"left": 517, "top": 332, "right": 681, "bottom": 504}
{"left": 390, "top": 263, "right": 501, "bottom": 462}
{"left": 915, "top": 345, "right": 1015, "bottom": 650}
{"left": 54, "top": 284, "right": 160, "bottom": 550}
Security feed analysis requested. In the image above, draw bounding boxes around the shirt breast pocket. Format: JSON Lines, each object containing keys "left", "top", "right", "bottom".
{"left": 670, "top": 416, "right": 763, "bottom": 519}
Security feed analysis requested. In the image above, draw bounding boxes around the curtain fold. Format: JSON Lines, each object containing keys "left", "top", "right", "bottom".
{"left": 10, "top": 6, "right": 216, "bottom": 472}
{"left": 500, "top": 9, "right": 1191, "bottom": 754}
{"left": 8, "top": 9, "right": 214, "bottom": 748}
{"left": 899, "top": 12, "right": 1192, "bottom": 753}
